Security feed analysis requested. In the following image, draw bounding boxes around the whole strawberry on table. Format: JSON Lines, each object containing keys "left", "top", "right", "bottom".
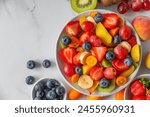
{"left": 58, "top": 11, "right": 141, "bottom": 94}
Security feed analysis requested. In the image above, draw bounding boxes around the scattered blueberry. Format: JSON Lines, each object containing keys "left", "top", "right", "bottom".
{"left": 27, "top": 60, "right": 36, "bottom": 69}
{"left": 82, "top": 42, "right": 92, "bottom": 51}
{"left": 75, "top": 66, "right": 82, "bottom": 75}
{"left": 55, "top": 86, "right": 65, "bottom": 96}
{"left": 42, "top": 59, "right": 51, "bottom": 68}
{"left": 124, "top": 57, "right": 133, "bottom": 66}
{"left": 113, "top": 35, "right": 122, "bottom": 45}
{"left": 99, "top": 78, "right": 111, "bottom": 88}
{"left": 106, "top": 50, "right": 115, "bottom": 61}
{"left": 94, "top": 13, "right": 104, "bottom": 23}
{"left": 46, "top": 79, "right": 56, "bottom": 89}
{"left": 46, "top": 90, "right": 57, "bottom": 100}
{"left": 34, "top": 83, "right": 44, "bottom": 92}
{"left": 61, "top": 36, "right": 71, "bottom": 46}
{"left": 25, "top": 76, "right": 35, "bottom": 85}
{"left": 36, "top": 91, "right": 44, "bottom": 98}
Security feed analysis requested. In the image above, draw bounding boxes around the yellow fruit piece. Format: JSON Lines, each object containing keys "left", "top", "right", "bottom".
{"left": 79, "top": 52, "right": 91, "bottom": 64}
{"left": 71, "top": 74, "right": 80, "bottom": 83}
{"left": 89, "top": 11, "right": 98, "bottom": 18}
{"left": 86, "top": 55, "right": 97, "bottom": 67}
{"left": 131, "top": 44, "right": 140, "bottom": 62}
{"left": 82, "top": 65, "right": 92, "bottom": 75}
{"left": 87, "top": 81, "right": 99, "bottom": 94}
{"left": 119, "top": 41, "right": 131, "bottom": 53}
{"left": 96, "top": 22, "right": 112, "bottom": 46}
{"left": 120, "top": 65, "right": 135, "bottom": 77}
{"left": 145, "top": 52, "right": 150, "bottom": 69}
{"left": 87, "top": 96, "right": 102, "bottom": 100}
{"left": 79, "top": 16, "right": 86, "bottom": 26}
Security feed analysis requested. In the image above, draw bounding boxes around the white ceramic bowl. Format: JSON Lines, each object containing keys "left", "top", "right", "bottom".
{"left": 56, "top": 9, "right": 142, "bottom": 96}
{"left": 124, "top": 74, "right": 150, "bottom": 100}
{"left": 31, "top": 78, "right": 67, "bottom": 100}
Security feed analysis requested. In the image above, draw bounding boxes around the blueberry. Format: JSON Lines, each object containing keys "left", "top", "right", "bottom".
{"left": 34, "top": 97, "right": 42, "bottom": 100}
{"left": 54, "top": 79, "right": 60, "bottom": 86}
{"left": 46, "top": 90, "right": 57, "bottom": 100}
{"left": 34, "top": 83, "right": 44, "bottom": 92}
{"left": 124, "top": 57, "right": 133, "bottom": 66}
{"left": 113, "top": 35, "right": 121, "bottom": 45}
{"left": 25, "top": 76, "right": 35, "bottom": 85}
{"left": 61, "top": 36, "right": 71, "bottom": 46}
{"left": 57, "top": 95, "right": 64, "bottom": 100}
{"left": 75, "top": 66, "right": 82, "bottom": 75}
{"left": 42, "top": 59, "right": 51, "bottom": 68}
{"left": 36, "top": 91, "right": 44, "bottom": 98}
{"left": 55, "top": 86, "right": 65, "bottom": 96}
{"left": 82, "top": 42, "right": 92, "bottom": 51}
{"left": 94, "top": 13, "right": 104, "bottom": 23}
{"left": 99, "top": 78, "right": 110, "bottom": 88}
{"left": 46, "top": 79, "right": 56, "bottom": 89}
{"left": 106, "top": 50, "right": 115, "bottom": 61}
{"left": 27, "top": 60, "right": 36, "bottom": 69}
{"left": 43, "top": 86, "right": 51, "bottom": 93}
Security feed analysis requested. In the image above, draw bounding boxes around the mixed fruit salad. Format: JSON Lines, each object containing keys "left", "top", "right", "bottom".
{"left": 58, "top": 11, "right": 141, "bottom": 95}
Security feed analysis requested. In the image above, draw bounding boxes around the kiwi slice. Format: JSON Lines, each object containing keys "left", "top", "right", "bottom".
{"left": 71, "top": 0, "right": 97, "bottom": 13}
{"left": 101, "top": 59, "right": 111, "bottom": 68}
{"left": 97, "top": 79, "right": 116, "bottom": 93}
{"left": 59, "top": 38, "right": 66, "bottom": 48}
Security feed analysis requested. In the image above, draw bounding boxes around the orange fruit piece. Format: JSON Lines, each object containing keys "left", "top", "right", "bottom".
{"left": 89, "top": 11, "right": 98, "bottom": 18}
{"left": 109, "top": 27, "right": 119, "bottom": 37}
{"left": 87, "top": 81, "right": 99, "bottom": 94}
{"left": 86, "top": 55, "right": 97, "bottom": 67}
{"left": 115, "top": 89, "right": 124, "bottom": 100}
{"left": 87, "top": 96, "right": 103, "bottom": 100}
{"left": 116, "top": 76, "right": 128, "bottom": 86}
{"left": 68, "top": 88, "right": 82, "bottom": 100}
{"left": 79, "top": 16, "right": 86, "bottom": 26}
{"left": 69, "top": 36, "right": 79, "bottom": 48}
{"left": 70, "top": 74, "right": 80, "bottom": 83}
{"left": 82, "top": 65, "right": 92, "bottom": 75}
{"left": 76, "top": 47, "right": 83, "bottom": 52}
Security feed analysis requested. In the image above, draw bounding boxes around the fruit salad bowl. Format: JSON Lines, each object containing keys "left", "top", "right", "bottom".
{"left": 56, "top": 9, "right": 142, "bottom": 97}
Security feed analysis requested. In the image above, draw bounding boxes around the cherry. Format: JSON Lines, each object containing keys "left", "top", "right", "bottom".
{"left": 131, "top": 0, "right": 143, "bottom": 12}
{"left": 143, "top": 1, "right": 150, "bottom": 10}
{"left": 117, "top": 2, "right": 130, "bottom": 14}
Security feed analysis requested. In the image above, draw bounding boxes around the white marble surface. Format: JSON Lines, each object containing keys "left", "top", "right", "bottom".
{"left": 0, "top": 0, "right": 149, "bottom": 100}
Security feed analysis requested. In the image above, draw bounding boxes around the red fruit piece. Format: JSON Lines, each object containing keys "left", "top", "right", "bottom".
{"left": 117, "top": 2, "right": 129, "bottom": 14}
{"left": 132, "top": 95, "right": 146, "bottom": 100}
{"left": 73, "top": 52, "right": 82, "bottom": 66}
{"left": 102, "top": 13, "right": 119, "bottom": 29}
{"left": 59, "top": 47, "right": 76, "bottom": 65}
{"left": 146, "top": 92, "right": 150, "bottom": 100}
{"left": 79, "top": 32, "right": 93, "bottom": 45}
{"left": 130, "top": 80, "right": 146, "bottom": 96}
{"left": 112, "top": 59, "right": 130, "bottom": 71}
{"left": 81, "top": 21, "right": 94, "bottom": 32}
{"left": 143, "top": 1, "right": 150, "bottom": 10}
{"left": 104, "top": 67, "right": 117, "bottom": 79}
{"left": 114, "top": 45, "right": 128, "bottom": 59}
{"left": 90, "top": 66, "right": 104, "bottom": 81}
{"left": 93, "top": 47, "right": 107, "bottom": 62}
{"left": 63, "top": 64, "right": 75, "bottom": 77}
{"left": 127, "top": 35, "right": 137, "bottom": 47}
{"left": 131, "top": 0, "right": 143, "bottom": 12}
{"left": 89, "top": 35, "right": 102, "bottom": 47}
{"left": 119, "top": 25, "right": 132, "bottom": 40}
{"left": 65, "top": 21, "right": 80, "bottom": 36}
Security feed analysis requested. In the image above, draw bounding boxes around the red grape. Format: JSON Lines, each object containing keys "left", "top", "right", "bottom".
{"left": 131, "top": 0, "right": 143, "bottom": 12}
{"left": 143, "top": 1, "right": 150, "bottom": 10}
{"left": 117, "top": 2, "right": 129, "bottom": 14}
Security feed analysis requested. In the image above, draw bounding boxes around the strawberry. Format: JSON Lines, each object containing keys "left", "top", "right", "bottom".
{"left": 81, "top": 21, "right": 94, "bottom": 32}
{"left": 130, "top": 80, "right": 146, "bottom": 96}
{"left": 146, "top": 92, "right": 150, "bottom": 100}
{"left": 132, "top": 95, "right": 146, "bottom": 100}
{"left": 102, "top": 13, "right": 119, "bottom": 29}
{"left": 63, "top": 64, "right": 75, "bottom": 77}
{"left": 65, "top": 21, "right": 80, "bottom": 36}
{"left": 127, "top": 35, "right": 137, "bottom": 47}
{"left": 59, "top": 47, "right": 76, "bottom": 65}
{"left": 89, "top": 35, "right": 102, "bottom": 47}
{"left": 73, "top": 52, "right": 82, "bottom": 66}
{"left": 112, "top": 59, "right": 130, "bottom": 71}
{"left": 93, "top": 47, "right": 107, "bottom": 62}
{"left": 79, "top": 32, "right": 93, "bottom": 45}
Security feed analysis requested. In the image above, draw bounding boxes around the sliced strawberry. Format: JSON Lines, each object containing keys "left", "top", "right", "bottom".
{"left": 102, "top": 13, "right": 119, "bottom": 29}
{"left": 93, "top": 47, "right": 107, "bottom": 62}
{"left": 111, "top": 59, "right": 130, "bottom": 71}
{"left": 59, "top": 47, "right": 76, "bottom": 65}
{"left": 79, "top": 32, "right": 93, "bottom": 45}
{"left": 127, "top": 35, "right": 137, "bottom": 47}
{"left": 73, "top": 52, "right": 82, "bottom": 66}
{"left": 65, "top": 21, "right": 80, "bottom": 36}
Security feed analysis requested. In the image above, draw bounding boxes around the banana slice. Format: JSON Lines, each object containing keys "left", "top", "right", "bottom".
{"left": 79, "top": 52, "right": 91, "bottom": 64}
{"left": 78, "top": 75, "right": 93, "bottom": 89}
{"left": 119, "top": 41, "right": 131, "bottom": 53}
{"left": 86, "top": 16, "right": 96, "bottom": 26}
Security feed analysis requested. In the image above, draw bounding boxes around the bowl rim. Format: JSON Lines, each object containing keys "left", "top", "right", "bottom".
{"left": 55, "top": 9, "right": 142, "bottom": 97}
{"left": 124, "top": 74, "right": 150, "bottom": 100}
{"left": 31, "top": 78, "right": 67, "bottom": 100}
